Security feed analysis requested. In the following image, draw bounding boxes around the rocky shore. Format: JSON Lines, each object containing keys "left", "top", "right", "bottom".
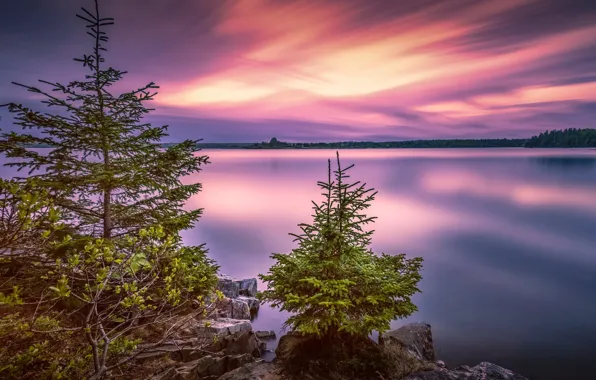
{"left": 147, "top": 276, "right": 528, "bottom": 380}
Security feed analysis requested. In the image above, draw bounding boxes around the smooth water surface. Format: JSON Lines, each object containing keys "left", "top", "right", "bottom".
{"left": 184, "top": 148, "right": 596, "bottom": 380}
{"left": 3, "top": 148, "right": 596, "bottom": 379}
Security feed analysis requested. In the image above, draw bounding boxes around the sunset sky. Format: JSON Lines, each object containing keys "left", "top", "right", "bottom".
{"left": 1, "top": 0, "right": 595, "bottom": 142}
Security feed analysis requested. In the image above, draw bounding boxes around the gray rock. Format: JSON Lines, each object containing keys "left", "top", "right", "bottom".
{"left": 403, "top": 362, "right": 528, "bottom": 380}
{"left": 380, "top": 322, "right": 435, "bottom": 361}
{"left": 218, "top": 276, "right": 241, "bottom": 298}
{"left": 195, "top": 318, "right": 253, "bottom": 337}
{"left": 238, "top": 296, "right": 260, "bottom": 315}
{"left": 254, "top": 330, "right": 276, "bottom": 340}
{"left": 436, "top": 360, "right": 446, "bottom": 368}
{"left": 237, "top": 278, "right": 258, "bottom": 297}
{"left": 156, "top": 353, "right": 255, "bottom": 380}
{"left": 217, "top": 362, "right": 281, "bottom": 380}
{"left": 195, "top": 319, "right": 262, "bottom": 358}
{"left": 216, "top": 298, "right": 252, "bottom": 320}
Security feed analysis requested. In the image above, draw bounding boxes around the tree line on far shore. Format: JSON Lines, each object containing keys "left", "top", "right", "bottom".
{"left": 524, "top": 128, "right": 596, "bottom": 148}
{"left": 248, "top": 129, "right": 596, "bottom": 149}
{"left": 13, "top": 129, "right": 596, "bottom": 150}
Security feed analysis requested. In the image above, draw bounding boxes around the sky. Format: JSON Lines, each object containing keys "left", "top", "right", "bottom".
{"left": 1, "top": 0, "right": 595, "bottom": 142}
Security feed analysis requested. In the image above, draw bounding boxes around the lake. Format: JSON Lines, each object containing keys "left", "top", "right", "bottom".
{"left": 3, "top": 148, "right": 596, "bottom": 379}
{"left": 184, "top": 148, "right": 596, "bottom": 380}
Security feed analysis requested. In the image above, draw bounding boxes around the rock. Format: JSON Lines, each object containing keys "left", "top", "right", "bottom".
{"left": 195, "top": 318, "right": 261, "bottom": 358}
{"left": 156, "top": 353, "right": 256, "bottom": 380}
{"left": 403, "top": 362, "right": 528, "bottom": 380}
{"left": 380, "top": 322, "right": 436, "bottom": 361}
{"left": 217, "top": 276, "right": 258, "bottom": 299}
{"left": 254, "top": 330, "right": 276, "bottom": 340}
{"left": 218, "top": 275, "right": 241, "bottom": 298}
{"left": 231, "top": 299, "right": 252, "bottom": 320}
{"left": 239, "top": 296, "right": 260, "bottom": 315}
{"left": 238, "top": 278, "right": 258, "bottom": 297}
{"left": 196, "top": 318, "right": 253, "bottom": 337}
{"left": 216, "top": 298, "right": 252, "bottom": 320}
{"left": 217, "top": 362, "right": 282, "bottom": 380}
{"left": 274, "top": 331, "right": 308, "bottom": 362}
{"left": 436, "top": 360, "right": 446, "bottom": 368}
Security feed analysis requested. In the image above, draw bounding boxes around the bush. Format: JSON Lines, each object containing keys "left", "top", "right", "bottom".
{"left": 0, "top": 180, "right": 219, "bottom": 379}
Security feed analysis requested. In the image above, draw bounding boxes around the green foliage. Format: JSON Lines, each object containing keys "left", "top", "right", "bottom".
{"left": 0, "top": 0, "right": 208, "bottom": 239}
{"left": 0, "top": 222, "right": 218, "bottom": 378}
{"left": 525, "top": 128, "right": 596, "bottom": 147}
{"left": 0, "top": 1, "right": 219, "bottom": 378}
{"left": 0, "top": 313, "right": 91, "bottom": 380}
{"left": 259, "top": 153, "right": 423, "bottom": 338}
{"left": 0, "top": 178, "right": 64, "bottom": 256}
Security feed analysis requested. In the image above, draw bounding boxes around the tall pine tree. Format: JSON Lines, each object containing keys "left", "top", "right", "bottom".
{"left": 0, "top": 1, "right": 219, "bottom": 378}
{"left": 0, "top": 0, "right": 207, "bottom": 240}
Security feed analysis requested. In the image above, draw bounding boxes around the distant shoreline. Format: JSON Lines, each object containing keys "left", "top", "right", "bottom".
{"left": 182, "top": 138, "right": 530, "bottom": 150}
{"left": 18, "top": 128, "right": 596, "bottom": 149}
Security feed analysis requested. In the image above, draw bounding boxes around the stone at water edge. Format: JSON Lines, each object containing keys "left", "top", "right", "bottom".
{"left": 380, "top": 322, "right": 436, "bottom": 361}
{"left": 195, "top": 318, "right": 253, "bottom": 337}
{"left": 238, "top": 296, "right": 260, "bottom": 315}
{"left": 255, "top": 330, "right": 276, "bottom": 340}
{"left": 217, "top": 276, "right": 259, "bottom": 299}
{"left": 238, "top": 278, "right": 258, "bottom": 297}
{"left": 217, "top": 275, "right": 241, "bottom": 298}
{"left": 403, "top": 362, "right": 529, "bottom": 380}
{"left": 216, "top": 297, "right": 252, "bottom": 320}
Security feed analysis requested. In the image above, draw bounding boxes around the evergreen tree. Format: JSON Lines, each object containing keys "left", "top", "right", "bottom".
{"left": 259, "top": 153, "right": 423, "bottom": 338}
{"left": 0, "top": 1, "right": 219, "bottom": 378}
{"left": 0, "top": 0, "right": 208, "bottom": 240}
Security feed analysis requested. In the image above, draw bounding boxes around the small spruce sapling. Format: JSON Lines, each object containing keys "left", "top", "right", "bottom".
{"left": 258, "top": 152, "right": 423, "bottom": 338}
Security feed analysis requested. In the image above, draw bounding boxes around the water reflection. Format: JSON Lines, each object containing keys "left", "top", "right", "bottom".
{"left": 531, "top": 156, "right": 596, "bottom": 169}
{"left": 183, "top": 148, "right": 596, "bottom": 380}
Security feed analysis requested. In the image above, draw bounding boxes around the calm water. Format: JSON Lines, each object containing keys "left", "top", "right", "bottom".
{"left": 3, "top": 148, "right": 596, "bottom": 379}
{"left": 184, "top": 148, "right": 596, "bottom": 380}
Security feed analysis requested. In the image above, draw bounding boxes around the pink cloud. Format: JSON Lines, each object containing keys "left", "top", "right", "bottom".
{"left": 150, "top": 0, "right": 596, "bottom": 139}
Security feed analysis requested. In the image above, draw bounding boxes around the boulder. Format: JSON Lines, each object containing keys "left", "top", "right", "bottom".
{"left": 154, "top": 353, "right": 256, "bottom": 380}
{"left": 238, "top": 296, "right": 260, "bottom": 315}
{"left": 238, "top": 278, "right": 258, "bottom": 297}
{"left": 196, "top": 318, "right": 253, "bottom": 337}
{"left": 216, "top": 298, "right": 252, "bottom": 320}
{"left": 217, "top": 362, "right": 282, "bottom": 380}
{"left": 403, "top": 362, "right": 528, "bottom": 380}
{"left": 143, "top": 318, "right": 262, "bottom": 363}
{"left": 254, "top": 330, "right": 276, "bottom": 340}
{"left": 217, "top": 276, "right": 258, "bottom": 299}
{"left": 196, "top": 319, "right": 261, "bottom": 358}
{"left": 218, "top": 275, "right": 240, "bottom": 298}
{"left": 380, "top": 322, "right": 435, "bottom": 361}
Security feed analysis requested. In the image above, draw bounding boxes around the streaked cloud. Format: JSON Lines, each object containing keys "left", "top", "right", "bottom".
{"left": 1, "top": 0, "right": 595, "bottom": 141}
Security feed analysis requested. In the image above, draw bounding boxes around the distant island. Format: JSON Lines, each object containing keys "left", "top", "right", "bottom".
{"left": 16, "top": 128, "right": 596, "bottom": 149}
